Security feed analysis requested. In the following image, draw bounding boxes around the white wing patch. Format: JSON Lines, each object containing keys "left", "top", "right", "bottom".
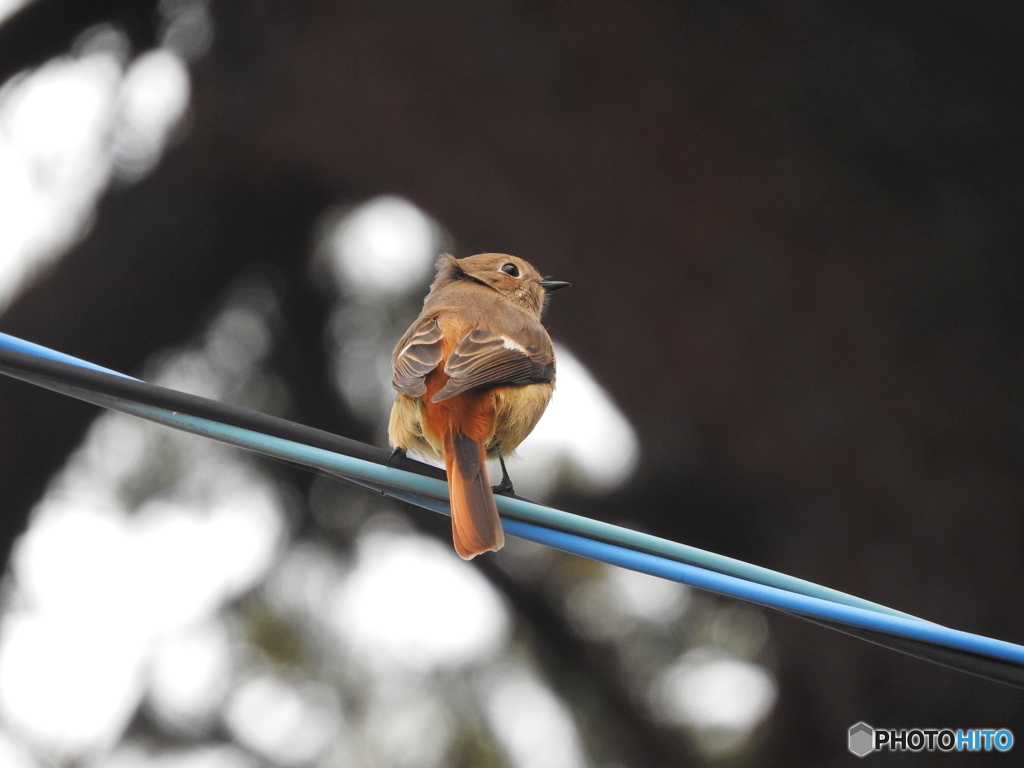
{"left": 502, "top": 337, "right": 527, "bottom": 354}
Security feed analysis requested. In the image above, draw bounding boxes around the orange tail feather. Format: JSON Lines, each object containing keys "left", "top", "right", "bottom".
{"left": 443, "top": 431, "right": 504, "bottom": 559}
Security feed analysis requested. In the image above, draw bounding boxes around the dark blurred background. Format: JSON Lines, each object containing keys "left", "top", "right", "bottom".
{"left": 0, "top": 1, "right": 1022, "bottom": 766}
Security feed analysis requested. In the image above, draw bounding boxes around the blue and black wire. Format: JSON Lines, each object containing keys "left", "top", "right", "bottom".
{"left": 0, "top": 332, "right": 1022, "bottom": 689}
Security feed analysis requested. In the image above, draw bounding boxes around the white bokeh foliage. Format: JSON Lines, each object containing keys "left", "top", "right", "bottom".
{"left": 0, "top": 29, "right": 190, "bottom": 310}
{"left": 654, "top": 647, "right": 777, "bottom": 738}
{"left": 332, "top": 529, "right": 510, "bottom": 671}
{"left": 325, "top": 196, "right": 440, "bottom": 298}
{"left": 0, "top": 437, "right": 284, "bottom": 758}
{"left": 223, "top": 673, "right": 341, "bottom": 767}
{"left": 484, "top": 664, "right": 587, "bottom": 768}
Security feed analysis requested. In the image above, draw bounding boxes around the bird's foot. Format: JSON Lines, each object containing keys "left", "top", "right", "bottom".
{"left": 492, "top": 456, "right": 516, "bottom": 496}
{"left": 386, "top": 447, "right": 406, "bottom": 469}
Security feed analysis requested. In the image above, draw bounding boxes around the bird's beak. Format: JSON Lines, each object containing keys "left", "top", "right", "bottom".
{"left": 540, "top": 280, "right": 571, "bottom": 293}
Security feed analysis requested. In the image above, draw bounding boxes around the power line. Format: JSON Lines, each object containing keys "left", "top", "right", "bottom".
{"left": 1, "top": 331, "right": 1022, "bottom": 688}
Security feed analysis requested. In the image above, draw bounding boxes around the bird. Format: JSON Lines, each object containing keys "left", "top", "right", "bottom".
{"left": 388, "top": 252, "right": 569, "bottom": 559}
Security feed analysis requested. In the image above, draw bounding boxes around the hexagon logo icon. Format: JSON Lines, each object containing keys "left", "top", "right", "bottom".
{"left": 848, "top": 722, "right": 875, "bottom": 757}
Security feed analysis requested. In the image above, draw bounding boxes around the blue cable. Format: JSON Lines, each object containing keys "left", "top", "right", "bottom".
{"left": 2, "top": 331, "right": 1023, "bottom": 683}
{"left": 500, "top": 519, "right": 1024, "bottom": 665}
{"left": 0, "top": 332, "right": 135, "bottom": 379}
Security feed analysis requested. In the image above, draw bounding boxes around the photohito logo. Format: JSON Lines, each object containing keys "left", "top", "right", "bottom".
{"left": 848, "top": 722, "right": 1013, "bottom": 757}
{"left": 848, "top": 723, "right": 874, "bottom": 757}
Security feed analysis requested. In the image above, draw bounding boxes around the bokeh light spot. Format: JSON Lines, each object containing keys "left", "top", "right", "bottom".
{"left": 147, "top": 622, "right": 232, "bottom": 732}
{"left": 653, "top": 648, "right": 777, "bottom": 750}
{"left": 333, "top": 530, "right": 509, "bottom": 670}
{"left": 324, "top": 196, "right": 439, "bottom": 296}
{"left": 484, "top": 665, "right": 586, "bottom": 768}
{"left": 222, "top": 674, "right": 340, "bottom": 766}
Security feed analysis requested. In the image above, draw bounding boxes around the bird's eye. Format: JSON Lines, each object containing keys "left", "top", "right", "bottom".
{"left": 501, "top": 263, "right": 520, "bottom": 277}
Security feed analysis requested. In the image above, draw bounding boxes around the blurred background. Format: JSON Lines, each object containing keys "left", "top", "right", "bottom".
{"left": 0, "top": 1, "right": 1022, "bottom": 766}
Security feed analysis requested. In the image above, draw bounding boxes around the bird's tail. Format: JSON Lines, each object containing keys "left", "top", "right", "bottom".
{"left": 443, "top": 430, "right": 504, "bottom": 559}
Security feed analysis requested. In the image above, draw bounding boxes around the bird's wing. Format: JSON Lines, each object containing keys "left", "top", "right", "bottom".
{"left": 392, "top": 317, "right": 444, "bottom": 396}
{"left": 432, "top": 326, "right": 554, "bottom": 402}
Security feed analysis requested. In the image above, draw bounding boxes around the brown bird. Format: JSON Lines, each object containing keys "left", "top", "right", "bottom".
{"left": 388, "top": 253, "right": 569, "bottom": 559}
